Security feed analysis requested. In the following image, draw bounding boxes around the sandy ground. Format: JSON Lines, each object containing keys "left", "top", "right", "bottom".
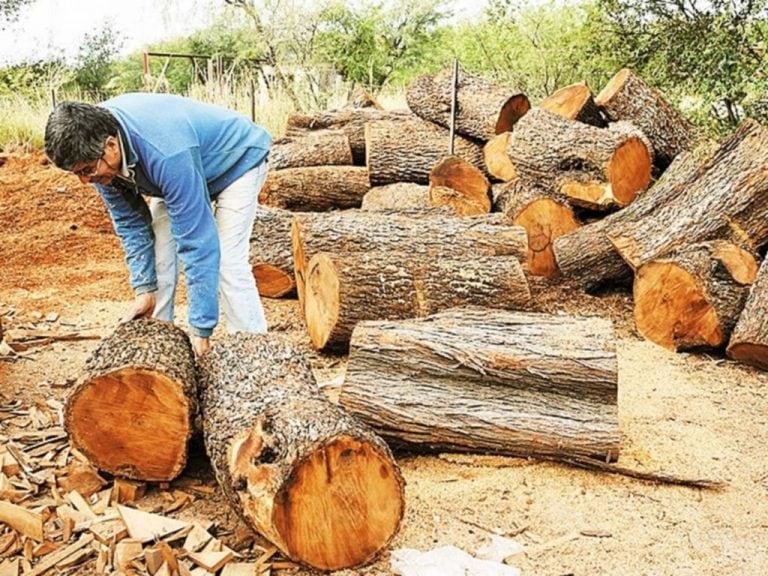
{"left": 1, "top": 152, "right": 767, "bottom": 575}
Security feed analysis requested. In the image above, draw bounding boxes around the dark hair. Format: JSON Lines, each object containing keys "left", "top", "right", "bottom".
{"left": 44, "top": 101, "right": 120, "bottom": 171}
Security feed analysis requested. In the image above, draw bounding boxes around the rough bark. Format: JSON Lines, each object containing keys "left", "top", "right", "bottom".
{"left": 596, "top": 68, "right": 697, "bottom": 170}
{"left": 198, "top": 333, "right": 405, "bottom": 571}
{"left": 634, "top": 241, "right": 757, "bottom": 351}
{"left": 428, "top": 155, "right": 491, "bottom": 214}
{"left": 508, "top": 108, "right": 652, "bottom": 210}
{"left": 365, "top": 118, "right": 486, "bottom": 186}
{"left": 483, "top": 132, "right": 517, "bottom": 181}
{"left": 250, "top": 207, "right": 296, "bottom": 298}
{"left": 428, "top": 185, "right": 487, "bottom": 216}
{"left": 340, "top": 308, "right": 620, "bottom": 461}
{"left": 493, "top": 178, "right": 581, "bottom": 277}
{"left": 284, "top": 108, "right": 414, "bottom": 165}
{"left": 64, "top": 318, "right": 196, "bottom": 482}
{"left": 361, "top": 183, "right": 432, "bottom": 211}
{"left": 269, "top": 130, "right": 353, "bottom": 170}
{"left": 259, "top": 166, "right": 370, "bottom": 212}
{"left": 406, "top": 69, "right": 531, "bottom": 141}
{"left": 539, "top": 82, "right": 607, "bottom": 127}
{"left": 727, "top": 255, "right": 768, "bottom": 370}
{"left": 305, "top": 252, "right": 530, "bottom": 352}
{"left": 609, "top": 120, "right": 768, "bottom": 270}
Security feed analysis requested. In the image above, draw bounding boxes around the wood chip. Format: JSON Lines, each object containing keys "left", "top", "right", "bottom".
{"left": 0, "top": 501, "right": 44, "bottom": 542}
{"left": 188, "top": 550, "right": 233, "bottom": 573}
{"left": 112, "top": 479, "right": 146, "bottom": 504}
{"left": 25, "top": 534, "right": 94, "bottom": 576}
{"left": 66, "top": 490, "right": 96, "bottom": 519}
{"left": 221, "top": 562, "right": 262, "bottom": 575}
{"left": 117, "top": 505, "right": 190, "bottom": 543}
{"left": 89, "top": 518, "right": 128, "bottom": 545}
{"left": 182, "top": 523, "right": 213, "bottom": 554}
{"left": 145, "top": 546, "right": 165, "bottom": 575}
{"left": 0, "top": 558, "right": 19, "bottom": 576}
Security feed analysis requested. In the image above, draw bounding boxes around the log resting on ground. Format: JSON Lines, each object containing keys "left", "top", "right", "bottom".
{"left": 727, "top": 255, "right": 768, "bottom": 370}
{"left": 269, "top": 130, "right": 353, "bottom": 170}
{"left": 250, "top": 207, "right": 296, "bottom": 298}
{"left": 259, "top": 166, "right": 370, "bottom": 212}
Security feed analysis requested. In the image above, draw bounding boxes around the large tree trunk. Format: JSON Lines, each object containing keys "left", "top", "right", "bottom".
{"left": 291, "top": 211, "right": 529, "bottom": 310}
{"left": 365, "top": 118, "right": 486, "bottom": 186}
{"left": 269, "top": 130, "right": 353, "bottom": 170}
{"left": 539, "top": 82, "right": 607, "bottom": 127}
{"left": 340, "top": 308, "right": 620, "bottom": 461}
{"left": 64, "top": 318, "right": 196, "bottom": 482}
{"left": 259, "top": 166, "right": 370, "bottom": 212}
{"left": 493, "top": 178, "right": 581, "bottom": 277}
{"left": 633, "top": 241, "right": 757, "bottom": 351}
{"left": 250, "top": 207, "right": 296, "bottom": 298}
{"left": 553, "top": 145, "right": 711, "bottom": 292}
{"left": 609, "top": 120, "right": 768, "bottom": 271}
{"left": 361, "top": 183, "right": 432, "bottom": 211}
{"left": 304, "top": 252, "right": 530, "bottom": 352}
{"left": 596, "top": 68, "right": 696, "bottom": 171}
{"left": 429, "top": 155, "right": 491, "bottom": 214}
{"left": 727, "top": 255, "right": 768, "bottom": 370}
{"left": 284, "top": 108, "right": 414, "bottom": 165}
{"left": 406, "top": 69, "right": 531, "bottom": 141}
{"left": 507, "top": 108, "right": 652, "bottom": 210}
{"left": 199, "top": 333, "right": 405, "bottom": 571}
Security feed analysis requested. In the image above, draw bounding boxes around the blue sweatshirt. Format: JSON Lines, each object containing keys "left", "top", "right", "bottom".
{"left": 94, "top": 93, "right": 271, "bottom": 337}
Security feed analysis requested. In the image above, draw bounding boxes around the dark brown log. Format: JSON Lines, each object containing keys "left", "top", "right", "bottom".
{"left": 539, "top": 82, "right": 607, "bottom": 127}
{"left": 285, "top": 109, "right": 414, "bottom": 165}
{"left": 508, "top": 108, "right": 652, "bottom": 210}
{"left": 365, "top": 118, "right": 486, "bottom": 186}
{"left": 406, "top": 69, "right": 531, "bottom": 141}
{"left": 483, "top": 133, "right": 517, "bottom": 181}
{"left": 609, "top": 120, "right": 768, "bottom": 271}
{"left": 728, "top": 255, "right": 768, "bottom": 370}
{"left": 596, "top": 68, "right": 697, "bottom": 170}
{"left": 361, "top": 183, "right": 432, "bottom": 211}
{"left": 64, "top": 318, "right": 196, "bottom": 482}
{"left": 634, "top": 241, "right": 757, "bottom": 351}
{"left": 199, "top": 333, "right": 404, "bottom": 571}
{"left": 429, "top": 155, "right": 491, "bottom": 214}
{"left": 269, "top": 130, "right": 353, "bottom": 170}
{"left": 305, "top": 252, "right": 530, "bottom": 352}
{"left": 340, "top": 308, "right": 620, "bottom": 461}
{"left": 250, "top": 207, "right": 296, "bottom": 298}
{"left": 493, "top": 179, "right": 581, "bottom": 277}
{"left": 259, "top": 166, "right": 370, "bottom": 212}
{"left": 291, "top": 211, "right": 529, "bottom": 310}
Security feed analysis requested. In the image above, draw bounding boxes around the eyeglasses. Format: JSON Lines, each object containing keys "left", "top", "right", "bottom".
{"left": 72, "top": 156, "right": 102, "bottom": 179}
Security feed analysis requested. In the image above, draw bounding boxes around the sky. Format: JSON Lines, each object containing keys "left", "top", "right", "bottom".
{"left": 0, "top": 0, "right": 489, "bottom": 67}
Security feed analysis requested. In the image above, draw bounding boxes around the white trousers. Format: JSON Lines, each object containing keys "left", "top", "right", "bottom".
{"left": 149, "top": 161, "right": 269, "bottom": 334}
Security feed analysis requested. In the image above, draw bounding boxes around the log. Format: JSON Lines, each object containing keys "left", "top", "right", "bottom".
{"left": 428, "top": 185, "right": 487, "bottom": 216}
{"left": 539, "top": 82, "right": 607, "bottom": 127}
{"left": 428, "top": 155, "right": 491, "bottom": 214}
{"left": 304, "top": 252, "right": 530, "bottom": 352}
{"left": 291, "top": 211, "right": 529, "bottom": 310}
{"left": 259, "top": 166, "right": 370, "bottom": 212}
{"left": 250, "top": 207, "right": 296, "bottom": 298}
{"left": 343, "top": 86, "right": 383, "bottom": 110}
{"left": 634, "top": 241, "right": 757, "bottom": 351}
{"left": 64, "top": 318, "right": 197, "bottom": 481}
{"left": 269, "top": 130, "right": 353, "bottom": 170}
{"left": 365, "top": 118, "right": 486, "bottom": 186}
{"left": 596, "top": 68, "right": 696, "bottom": 170}
{"left": 198, "top": 333, "right": 405, "bottom": 571}
{"left": 340, "top": 308, "right": 620, "bottom": 461}
{"left": 727, "top": 255, "right": 768, "bottom": 369}
{"left": 507, "top": 108, "right": 652, "bottom": 211}
{"left": 493, "top": 178, "right": 581, "bottom": 277}
{"left": 483, "top": 133, "right": 517, "bottom": 181}
{"left": 609, "top": 120, "right": 768, "bottom": 271}
{"left": 361, "top": 183, "right": 432, "bottom": 211}
{"left": 406, "top": 69, "right": 531, "bottom": 141}
{"left": 285, "top": 108, "right": 414, "bottom": 165}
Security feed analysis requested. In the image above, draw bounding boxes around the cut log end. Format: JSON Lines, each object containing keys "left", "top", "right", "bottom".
{"left": 253, "top": 264, "right": 295, "bottom": 298}
{"left": 726, "top": 343, "right": 768, "bottom": 371}
{"left": 634, "top": 262, "right": 723, "bottom": 351}
{"left": 483, "top": 133, "right": 517, "bottom": 181}
{"left": 513, "top": 199, "right": 581, "bottom": 277}
{"left": 495, "top": 94, "right": 531, "bottom": 133}
{"left": 304, "top": 253, "right": 340, "bottom": 350}
{"left": 595, "top": 68, "right": 631, "bottom": 106}
{"left": 273, "top": 436, "right": 404, "bottom": 571}
{"left": 712, "top": 243, "right": 758, "bottom": 285}
{"left": 66, "top": 368, "right": 191, "bottom": 481}
{"left": 539, "top": 82, "right": 591, "bottom": 119}
{"left": 607, "top": 137, "right": 652, "bottom": 205}
{"left": 429, "top": 155, "right": 491, "bottom": 213}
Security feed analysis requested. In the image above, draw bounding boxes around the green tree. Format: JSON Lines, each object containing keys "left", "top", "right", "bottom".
{"left": 70, "top": 24, "right": 125, "bottom": 99}
{"left": 0, "top": 0, "right": 35, "bottom": 23}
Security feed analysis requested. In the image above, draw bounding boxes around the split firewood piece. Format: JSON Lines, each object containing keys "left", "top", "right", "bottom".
{"left": 89, "top": 518, "right": 128, "bottom": 545}
{"left": 340, "top": 307, "right": 620, "bottom": 461}
{"left": 483, "top": 133, "right": 516, "bottom": 182}
{"left": 64, "top": 318, "right": 197, "bottom": 482}
{"left": 365, "top": 118, "right": 486, "bottom": 186}
{"left": 291, "top": 211, "right": 528, "bottom": 310}
{"left": 221, "top": 563, "right": 261, "bottom": 576}
{"left": 304, "top": 252, "right": 530, "bottom": 352}
{"left": 26, "top": 534, "right": 94, "bottom": 576}
{"left": 429, "top": 155, "right": 491, "bottom": 215}
{"left": 284, "top": 108, "right": 414, "bottom": 165}
{"left": 268, "top": 130, "right": 353, "bottom": 170}
{"left": 634, "top": 241, "right": 757, "bottom": 351}
{"left": 539, "top": 82, "right": 607, "bottom": 127}
{"left": 596, "top": 68, "right": 696, "bottom": 170}
{"left": 250, "top": 207, "right": 296, "bottom": 299}
{"left": 198, "top": 333, "right": 405, "bottom": 571}
{"left": 259, "top": 166, "right": 370, "bottom": 212}
{"left": 553, "top": 145, "right": 705, "bottom": 291}
{"left": 117, "top": 505, "right": 190, "bottom": 543}
{"left": 609, "top": 119, "right": 768, "bottom": 271}
{"left": 727, "top": 255, "right": 768, "bottom": 370}
{"left": 493, "top": 178, "right": 581, "bottom": 277}
{"left": 0, "top": 559, "right": 18, "bottom": 576}
{"left": 0, "top": 501, "right": 44, "bottom": 542}
{"left": 114, "top": 538, "right": 144, "bottom": 572}
{"left": 112, "top": 478, "right": 147, "bottom": 504}
{"left": 188, "top": 550, "right": 233, "bottom": 573}
{"left": 361, "top": 183, "right": 432, "bottom": 211}
{"left": 406, "top": 69, "right": 531, "bottom": 141}
{"left": 59, "top": 463, "right": 106, "bottom": 497}
{"left": 507, "top": 108, "right": 652, "bottom": 210}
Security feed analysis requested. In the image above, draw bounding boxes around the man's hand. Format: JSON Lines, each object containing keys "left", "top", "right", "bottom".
{"left": 191, "top": 335, "right": 210, "bottom": 358}
{"left": 121, "top": 292, "right": 157, "bottom": 323}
